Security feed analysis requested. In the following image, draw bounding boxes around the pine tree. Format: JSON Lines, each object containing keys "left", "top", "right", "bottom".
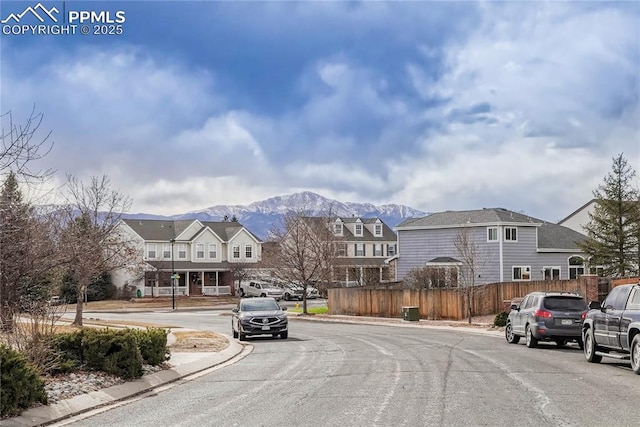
{"left": 0, "top": 172, "right": 34, "bottom": 331}
{"left": 579, "top": 154, "right": 640, "bottom": 277}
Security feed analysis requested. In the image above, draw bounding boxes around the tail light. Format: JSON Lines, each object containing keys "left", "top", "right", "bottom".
{"left": 534, "top": 309, "right": 552, "bottom": 318}
{"left": 581, "top": 311, "right": 588, "bottom": 320}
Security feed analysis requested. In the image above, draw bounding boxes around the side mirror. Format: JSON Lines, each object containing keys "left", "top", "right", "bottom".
{"left": 232, "top": 308, "right": 239, "bottom": 313}
{"left": 510, "top": 303, "right": 519, "bottom": 311}
{"left": 282, "top": 307, "right": 288, "bottom": 311}
{"left": 588, "top": 301, "right": 601, "bottom": 310}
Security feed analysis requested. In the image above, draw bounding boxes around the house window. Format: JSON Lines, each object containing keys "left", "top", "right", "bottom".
{"left": 208, "top": 243, "right": 217, "bottom": 259}
{"left": 374, "top": 244, "right": 383, "bottom": 256}
{"left": 355, "top": 243, "right": 365, "bottom": 257}
{"left": 178, "top": 244, "right": 187, "bottom": 259}
{"left": 374, "top": 224, "right": 382, "bottom": 237}
{"left": 336, "top": 243, "right": 346, "bottom": 257}
{"left": 196, "top": 243, "right": 205, "bottom": 259}
{"left": 387, "top": 244, "right": 396, "bottom": 257}
{"left": 163, "top": 244, "right": 171, "bottom": 259}
{"left": 543, "top": 267, "right": 561, "bottom": 281}
{"left": 487, "top": 227, "right": 498, "bottom": 242}
{"left": 569, "top": 256, "right": 585, "bottom": 279}
{"left": 146, "top": 244, "right": 157, "bottom": 259}
{"left": 334, "top": 223, "right": 343, "bottom": 235}
{"left": 505, "top": 227, "right": 517, "bottom": 241}
{"left": 245, "top": 244, "right": 253, "bottom": 259}
{"left": 355, "top": 223, "right": 363, "bottom": 236}
{"left": 513, "top": 266, "right": 531, "bottom": 281}
{"left": 232, "top": 244, "right": 240, "bottom": 259}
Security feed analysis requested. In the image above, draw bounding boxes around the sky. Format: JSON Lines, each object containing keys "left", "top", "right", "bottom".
{"left": 1, "top": 0, "right": 638, "bottom": 222}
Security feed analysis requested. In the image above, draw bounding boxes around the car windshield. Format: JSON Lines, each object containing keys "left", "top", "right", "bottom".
{"left": 241, "top": 300, "right": 280, "bottom": 311}
{"left": 543, "top": 297, "right": 587, "bottom": 311}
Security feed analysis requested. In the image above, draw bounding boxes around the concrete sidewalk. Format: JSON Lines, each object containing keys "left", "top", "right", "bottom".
{"left": 3, "top": 338, "right": 246, "bottom": 427}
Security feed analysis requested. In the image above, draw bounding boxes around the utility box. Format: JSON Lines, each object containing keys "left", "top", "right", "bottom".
{"left": 402, "top": 306, "right": 419, "bottom": 321}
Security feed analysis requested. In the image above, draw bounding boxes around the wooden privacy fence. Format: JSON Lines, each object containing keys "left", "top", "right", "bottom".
{"left": 327, "top": 275, "right": 602, "bottom": 321}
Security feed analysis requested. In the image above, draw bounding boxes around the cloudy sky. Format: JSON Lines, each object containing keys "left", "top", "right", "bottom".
{"left": 1, "top": 1, "right": 638, "bottom": 222}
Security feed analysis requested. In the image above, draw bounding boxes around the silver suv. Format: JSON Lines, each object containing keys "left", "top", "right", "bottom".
{"left": 505, "top": 291, "right": 588, "bottom": 348}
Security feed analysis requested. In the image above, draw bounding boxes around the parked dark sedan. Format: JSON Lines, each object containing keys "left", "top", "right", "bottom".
{"left": 232, "top": 297, "right": 288, "bottom": 340}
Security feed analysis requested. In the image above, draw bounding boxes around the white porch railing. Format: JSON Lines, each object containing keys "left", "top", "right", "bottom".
{"left": 144, "top": 287, "right": 187, "bottom": 297}
{"left": 202, "top": 286, "right": 232, "bottom": 296}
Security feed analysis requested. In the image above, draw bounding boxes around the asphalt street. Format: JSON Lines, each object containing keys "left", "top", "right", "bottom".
{"left": 50, "top": 309, "right": 640, "bottom": 427}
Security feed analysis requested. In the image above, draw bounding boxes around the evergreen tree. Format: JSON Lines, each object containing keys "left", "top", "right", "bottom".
{"left": 579, "top": 154, "right": 640, "bottom": 277}
{"left": 0, "top": 172, "right": 34, "bottom": 331}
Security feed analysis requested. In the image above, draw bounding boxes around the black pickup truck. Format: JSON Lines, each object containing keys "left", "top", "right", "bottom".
{"left": 582, "top": 283, "right": 640, "bottom": 374}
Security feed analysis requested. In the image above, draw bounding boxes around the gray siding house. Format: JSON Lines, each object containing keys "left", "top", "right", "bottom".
{"left": 394, "top": 208, "right": 589, "bottom": 285}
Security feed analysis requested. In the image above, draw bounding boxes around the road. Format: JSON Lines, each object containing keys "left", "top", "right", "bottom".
{"left": 56, "top": 309, "right": 640, "bottom": 427}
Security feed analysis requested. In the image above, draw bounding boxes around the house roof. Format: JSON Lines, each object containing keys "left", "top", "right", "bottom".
{"left": 537, "top": 222, "right": 587, "bottom": 250}
{"left": 397, "top": 207, "right": 586, "bottom": 251}
{"left": 397, "top": 208, "right": 543, "bottom": 228}
{"left": 427, "top": 257, "right": 460, "bottom": 264}
{"left": 147, "top": 260, "right": 235, "bottom": 271}
{"left": 306, "top": 216, "right": 397, "bottom": 242}
{"left": 558, "top": 199, "right": 595, "bottom": 225}
{"left": 332, "top": 258, "right": 389, "bottom": 267}
{"left": 122, "top": 219, "right": 260, "bottom": 242}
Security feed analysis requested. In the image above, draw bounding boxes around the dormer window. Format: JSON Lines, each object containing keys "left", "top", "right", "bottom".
{"left": 334, "top": 223, "right": 343, "bottom": 235}
{"left": 355, "top": 223, "right": 363, "bottom": 236}
{"left": 374, "top": 224, "right": 382, "bottom": 237}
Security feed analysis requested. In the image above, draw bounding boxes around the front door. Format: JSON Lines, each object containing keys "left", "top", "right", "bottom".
{"left": 189, "top": 272, "right": 202, "bottom": 296}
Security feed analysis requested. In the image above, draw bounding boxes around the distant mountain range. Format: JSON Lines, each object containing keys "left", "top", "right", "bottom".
{"left": 124, "top": 191, "right": 427, "bottom": 239}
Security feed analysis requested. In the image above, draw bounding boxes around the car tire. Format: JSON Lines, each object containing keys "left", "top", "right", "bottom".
{"left": 284, "top": 293, "right": 290, "bottom": 301}
{"left": 584, "top": 328, "right": 602, "bottom": 363}
{"left": 239, "top": 332, "right": 246, "bottom": 341}
{"left": 240, "top": 289, "right": 245, "bottom": 297}
{"left": 232, "top": 328, "right": 238, "bottom": 339}
{"left": 525, "top": 325, "right": 538, "bottom": 348}
{"left": 280, "top": 331, "right": 288, "bottom": 339}
{"left": 505, "top": 322, "right": 520, "bottom": 344}
{"left": 630, "top": 335, "right": 640, "bottom": 375}
{"left": 260, "top": 293, "right": 266, "bottom": 297}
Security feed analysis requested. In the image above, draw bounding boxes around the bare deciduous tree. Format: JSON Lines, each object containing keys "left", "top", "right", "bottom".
{"left": 60, "top": 175, "right": 140, "bottom": 326}
{"left": 267, "top": 210, "right": 336, "bottom": 314}
{"left": 454, "top": 227, "right": 488, "bottom": 324}
{"left": 0, "top": 106, "right": 54, "bottom": 181}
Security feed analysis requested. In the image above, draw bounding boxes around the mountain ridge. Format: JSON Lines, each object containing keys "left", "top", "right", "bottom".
{"left": 124, "top": 191, "right": 428, "bottom": 239}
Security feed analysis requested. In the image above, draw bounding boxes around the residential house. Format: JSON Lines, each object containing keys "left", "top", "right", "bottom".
{"left": 330, "top": 217, "right": 397, "bottom": 285}
{"left": 558, "top": 199, "right": 595, "bottom": 235}
{"left": 393, "top": 208, "right": 589, "bottom": 286}
{"left": 114, "top": 219, "right": 262, "bottom": 297}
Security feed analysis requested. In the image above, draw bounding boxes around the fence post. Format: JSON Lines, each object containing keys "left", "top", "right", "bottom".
{"left": 580, "top": 275, "right": 599, "bottom": 303}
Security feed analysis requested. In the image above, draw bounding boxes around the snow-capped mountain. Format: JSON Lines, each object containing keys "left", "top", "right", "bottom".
{"left": 125, "top": 191, "right": 427, "bottom": 239}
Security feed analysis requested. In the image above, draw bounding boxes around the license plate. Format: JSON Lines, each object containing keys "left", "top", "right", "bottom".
{"left": 561, "top": 319, "right": 573, "bottom": 325}
{"left": 261, "top": 326, "right": 270, "bottom": 331}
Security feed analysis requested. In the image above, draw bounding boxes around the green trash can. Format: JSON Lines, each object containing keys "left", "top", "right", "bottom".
{"left": 402, "top": 306, "right": 419, "bottom": 321}
{"left": 136, "top": 289, "right": 142, "bottom": 298}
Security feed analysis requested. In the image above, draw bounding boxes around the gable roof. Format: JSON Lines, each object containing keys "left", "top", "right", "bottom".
{"left": 396, "top": 207, "right": 586, "bottom": 251}
{"left": 328, "top": 216, "right": 396, "bottom": 241}
{"left": 121, "top": 219, "right": 261, "bottom": 242}
{"left": 397, "top": 208, "right": 543, "bottom": 228}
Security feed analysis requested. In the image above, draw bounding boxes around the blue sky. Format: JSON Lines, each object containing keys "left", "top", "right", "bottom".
{"left": 1, "top": 1, "right": 638, "bottom": 221}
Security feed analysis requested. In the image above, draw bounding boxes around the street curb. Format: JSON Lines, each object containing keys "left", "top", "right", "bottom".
{"left": 3, "top": 339, "right": 245, "bottom": 427}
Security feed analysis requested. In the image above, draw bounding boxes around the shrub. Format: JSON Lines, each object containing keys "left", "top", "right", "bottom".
{"left": 0, "top": 344, "right": 48, "bottom": 417}
{"left": 128, "top": 328, "right": 170, "bottom": 366}
{"left": 81, "top": 329, "right": 143, "bottom": 379}
{"left": 494, "top": 311, "right": 509, "bottom": 327}
{"left": 45, "top": 330, "right": 85, "bottom": 374}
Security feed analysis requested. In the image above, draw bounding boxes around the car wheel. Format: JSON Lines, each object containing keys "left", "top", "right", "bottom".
{"left": 232, "top": 328, "right": 238, "bottom": 339}
{"left": 240, "top": 289, "right": 245, "bottom": 297}
{"left": 284, "top": 293, "right": 290, "bottom": 301}
{"left": 239, "top": 332, "right": 246, "bottom": 341}
{"left": 525, "top": 325, "right": 538, "bottom": 348}
{"left": 260, "top": 293, "right": 266, "bottom": 297}
{"left": 630, "top": 335, "right": 640, "bottom": 375}
{"left": 554, "top": 339, "right": 567, "bottom": 347}
{"left": 584, "top": 328, "right": 602, "bottom": 363}
{"left": 505, "top": 322, "right": 520, "bottom": 344}
{"left": 280, "top": 331, "right": 288, "bottom": 339}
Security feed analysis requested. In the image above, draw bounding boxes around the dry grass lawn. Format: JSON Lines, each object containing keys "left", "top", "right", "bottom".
{"left": 171, "top": 330, "right": 229, "bottom": 352}
{"left": 72, "top": 296, "right": 238, "bottom": 311}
